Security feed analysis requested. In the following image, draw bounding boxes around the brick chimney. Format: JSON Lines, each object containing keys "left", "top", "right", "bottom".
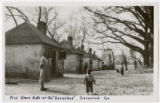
{"left": 37, "top": 21, "right": 47, "bottom": 35}
{"left": 68, "top": 36, "right": 73, "bottom": 45}
{"left": 89, "top": 48, "right": 92, "bottom": 54}
{"left": 81, "top": 45, "right": 84, "bottom": 50}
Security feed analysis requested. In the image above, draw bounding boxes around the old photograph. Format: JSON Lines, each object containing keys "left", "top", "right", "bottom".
{"left": 4, "top": 5, "right": 157, "bottom": 98}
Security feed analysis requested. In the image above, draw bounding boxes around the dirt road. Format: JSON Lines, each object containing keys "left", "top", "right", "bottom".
{"left": 5, "top": 70, "right": 153, "bottom": 95}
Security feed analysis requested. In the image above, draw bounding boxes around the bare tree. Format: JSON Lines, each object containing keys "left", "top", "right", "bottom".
{"left": 81, "top": 23, "right": 87, "bottom": 45}
{"left": 37, "top": 6, "right": 66, "bottom": 41}
{"left": 84, "top": 6, "right": 153, "bottom": 67}
{"left": 6, "top": 7, "right": 18, "bottom": 26}
{"left": 6, "top": 6, "right": 65, "bottom": 41}
{"left": 5, "top": 6, "right": 29, "bottom": 26}
{"left": 64, "top": 18, "right": 82, "bottom": 47}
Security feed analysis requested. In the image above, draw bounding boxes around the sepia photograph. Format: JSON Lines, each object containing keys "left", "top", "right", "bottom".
{"left": 3, "top": 3, "right": 158, "bottom": 101}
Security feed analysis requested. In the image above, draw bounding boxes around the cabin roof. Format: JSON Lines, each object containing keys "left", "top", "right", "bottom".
{"left": 77, "top": 47, "right": 101, "bottom": 59}
{"left": 6, "top": 22, "right": 63, "bottom": 49}
{"left": 78, "top": 47, "right": 102, "bottom": 60}
{"left": 60, "top": 41, "right": 83, "bottom": 54}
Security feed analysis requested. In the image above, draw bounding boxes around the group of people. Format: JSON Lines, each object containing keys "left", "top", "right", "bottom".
{"left": 116, "top": 57, "right": 144, "bottom": 76}
{"left": 39, "top": 52, "right": 96, "bottom": 95}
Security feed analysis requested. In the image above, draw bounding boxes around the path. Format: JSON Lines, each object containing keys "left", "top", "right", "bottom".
{"left": 5, "top": 70, "right": 153, "bottom": 95}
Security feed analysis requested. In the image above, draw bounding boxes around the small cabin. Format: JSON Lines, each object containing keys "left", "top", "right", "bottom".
{"left": 5, "top": 22, "right": 65, "bottom": 80}
{"left": 60, "top": 36, "right": 83, "bottom": 73}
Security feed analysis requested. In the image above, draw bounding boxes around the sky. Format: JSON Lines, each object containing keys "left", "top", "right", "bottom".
{"left": 5, "top": 6, "right": 138, "bottom": 58}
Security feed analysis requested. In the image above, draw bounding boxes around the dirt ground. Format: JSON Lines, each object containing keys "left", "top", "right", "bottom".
{"left": 5, "top": 69, "right": 153, "bottom": 95}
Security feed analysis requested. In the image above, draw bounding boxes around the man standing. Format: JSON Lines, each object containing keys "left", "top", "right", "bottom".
{"left": 134, "top": 59, "right": 138, "bottom": 70}
{"left": 123, "top": 56, "right": 128, "bottom": 71}
{"left": 121, "top": 62, "right": 124, "bottom": 76}
{"left": 84, "top": 69, "right": 96, "bottom": 95}
{"left": 39, "top": 52, "right": 48, "bottom": 91}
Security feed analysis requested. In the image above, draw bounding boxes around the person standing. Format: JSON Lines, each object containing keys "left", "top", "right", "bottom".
{"left": 84, "top": 69, "right": 95, "bottom": 95}
{"left": 121, "top": 62, "right": 124, "bottom": 76}
{"left": 134, "top": 59, "right": 138, "bottom": 70}
{"left": 123, "top": 56, "right": 128, "bottom": 71}
{"left": 39, "top": 52, "right": 48, "bottom": 91}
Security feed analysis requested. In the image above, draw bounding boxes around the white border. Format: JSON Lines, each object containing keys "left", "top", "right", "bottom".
{"left": 1, "top": 1, "right": 159, "bottom": 103}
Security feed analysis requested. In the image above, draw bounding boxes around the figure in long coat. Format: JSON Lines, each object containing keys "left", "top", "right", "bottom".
{"left": 121, "top": 62, "right": 124, "bottom": 76}
{"left": 39, "top": 52, "right": 48, "bottom": 91}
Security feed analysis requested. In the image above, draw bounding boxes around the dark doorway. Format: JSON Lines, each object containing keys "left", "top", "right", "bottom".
{"left": 51, "top": 51, "right": 56, "bottom": 78}
{"left": 90, "top": 59, "right": 93, "bottom": 70}
{"left": 79, "top": 57, "right": 83, "bottom": 74}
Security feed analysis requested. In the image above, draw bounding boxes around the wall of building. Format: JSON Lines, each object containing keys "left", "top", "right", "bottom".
{"left": 43, "top": 46, "right": 64, "bottom": 78}
{"left": 98, "top": 60, "right": 102, "bottom": 70}
{"left": 63, "top": 54, "right": 80, "bottom": 73}
{"left": 83, "top": 57, "right": 89, "bottom": 72}
{"left": 5, "top": 44, "right": 43, "bottom": 79}
{"left": 83, "top": 57, "right": 94, "bottom": 72}
{"left": 56, "top": 52, "right": 64, "bottom": 76}
{"left": 92, "top": 59, "right": 99, "bottom": 71}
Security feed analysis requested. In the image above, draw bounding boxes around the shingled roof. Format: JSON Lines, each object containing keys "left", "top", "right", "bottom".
{"left": 6, "top": 22, "right": 63, "bottom": 49}
{"left": 77, "top": 47, "right": 102, "bottom": 60}
{"left": 76, "top": 47, "right": 96, "bottom": 58}
{"left": 60, "top": 40, "right": 83, "bottom": 54}
{"left": 92, "top": 54, "right": 103, "bottom": 61}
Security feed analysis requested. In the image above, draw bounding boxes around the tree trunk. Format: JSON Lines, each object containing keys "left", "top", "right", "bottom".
{"left": 149, "top": 42, "right": 154, "bottom": 67}
{"left": 144, "top": 46, "right": 151, "bottom": 67}
{"left": 143, "top": 40, "right": 153, "bottom": 67}
{"left": 143, "top": 52, "right": 150, "bottom": 67}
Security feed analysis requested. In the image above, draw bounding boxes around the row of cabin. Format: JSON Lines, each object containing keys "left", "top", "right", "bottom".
{"left": 60, "top": 38, "right": 103, "bottom": 74}
{"left": 79, "top": 47, "right": 103, "bottom": 72}
{"left": 5, "top": 22, "right": 103, "bottom": 80}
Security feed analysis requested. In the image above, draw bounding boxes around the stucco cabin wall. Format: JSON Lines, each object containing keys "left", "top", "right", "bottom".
{"left": 64, "top": 54, "right": 79, "bottom": 73}
{"left": 43, "top": 46, "right": 63, "bottom": 78}
{"left": 92, "top": 59, "right": 99, "bottom": 71}
{"left": 56, "top": 52, "right": 63, "bottom": 76}
{"left": 83, "top": 58, "right": 89, "bottom": 71}
{"left": 83, "top": 58, "right": 89, "bottom": 65}
{"left": 57, "top": 59, "right": 63, "bottom": 73}
{"left": 5, "top": 44, "right": 43, "bottom": 79}
{"left": 99, "top": 61, "right": 102, "bottom": 70}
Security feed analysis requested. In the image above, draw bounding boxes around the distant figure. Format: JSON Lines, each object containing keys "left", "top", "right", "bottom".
{"left": 120, "top": 62, "right": 124, "bottom": 76}
{"left": 86, "top": 66, "right": 92, "bottom": 74}
{"left": 116, "top": 68, "right": 120, "bottom": 73}
{"left": 138, "top": 59, "right": 143, "bottom": 67}
{"left": 39, "top": 52, "right": 48, "bottom": 91}
{"left": 84, "top": 70, "right": 95, "bottom": 95}
{"left": 134, "top": 59, "right": 143, "bottom": 73}
{"left": 134, "top": 59, "right": 138, "bottom": 70}
{"left": 123, "top": 57, "right": 128, "bottom": 71}
{"left": 137, "top": 59, "right": 144, "bottom": 73}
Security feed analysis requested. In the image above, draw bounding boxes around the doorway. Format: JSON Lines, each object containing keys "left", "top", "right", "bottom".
{"left": 51, "top": 51, "right": 56, "bottom": 78}
{"left": 79, "top": 57, "right": 83, "bottom": 73}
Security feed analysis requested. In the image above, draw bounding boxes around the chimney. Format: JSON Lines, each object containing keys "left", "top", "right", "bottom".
{"left": 81, "top": 45, "right": 84, "bottom": 50}
{"left": 89, "top": 48, "right": 92, "bottom": 54}
{"left": 68, "top": 36, "right": 73, "bottom": 45}
{"left": 37, "top": 21, "right": 47, "bottom": 35}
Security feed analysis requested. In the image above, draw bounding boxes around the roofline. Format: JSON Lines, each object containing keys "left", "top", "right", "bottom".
{"left": 6, "top": 42, "right": 64, "bottom": 50}
{"left": 66, "top": 52, "right": 83, "bottom": 55}
{"left": 6, "top": 22, "right": 64, "bottom": 50}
